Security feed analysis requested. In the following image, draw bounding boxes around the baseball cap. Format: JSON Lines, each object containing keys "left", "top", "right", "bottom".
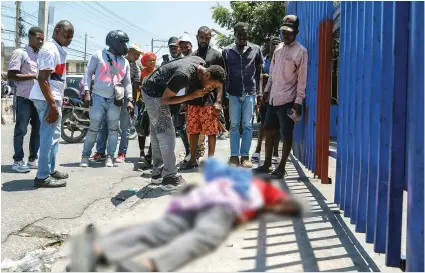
{"left": 168, "top": 37, "right": 179, "bottom": 46}
{"left": 280, "top": 15, "right": 299, "bottom": 32}
{"left": 179, "top": 34, "right": 192, "bottom": 45}
{"left": 129, "top": 43, "right": 144, "bottom": 54}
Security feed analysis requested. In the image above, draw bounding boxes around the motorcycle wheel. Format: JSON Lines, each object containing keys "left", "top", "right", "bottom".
{"left": 61, "top": 110, "right": 88, "bottom": 143}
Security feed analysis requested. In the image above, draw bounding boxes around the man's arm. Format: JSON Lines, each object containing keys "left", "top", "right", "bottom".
{"left": 254, "top": 47, "right": 264, "bottom": 93}
{"left": 295, "top": 50, "right": 308, "bottom": 105}
{"left": 7, "top": 50, "right": 36, "bottom": 81}
{"left": 162, "top": 88, "right": 208, "bottom": 105}
{"left": 84, "top": 54, "right": 97, "bottom": 92}
{"left": 123, "top": 62, "right": 133, "bottom": 100}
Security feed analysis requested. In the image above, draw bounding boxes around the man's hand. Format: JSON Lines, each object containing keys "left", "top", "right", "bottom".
{"left": 45, "top": 104, "right": 59, "bottom": 124}
{"left": 293, "top": 103, "right": 302, "bottom": 116}
{"left": 191, "top": 88, "right": 210, "bottom": 99}
{"left": 256, "top": 95, "right": 263, "bottom": 107}
{"left": 217, "top": 119, "right": 226, "bottom": 134}
{"left": 213, "top": 102, "right": 222, "bottom": 113}
{"left": 83, "top": 91, "right": 91, "bottom": 105}
{"left": 127, "top": 100, "right": 134, "bottom": 117}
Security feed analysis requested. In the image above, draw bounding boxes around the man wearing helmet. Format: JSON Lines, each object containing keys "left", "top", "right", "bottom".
{"left": 80, "top": 30, "right": 134, "bottom": 168}
{"left": 142, "top": 56, "right": 226, "bottom": 191}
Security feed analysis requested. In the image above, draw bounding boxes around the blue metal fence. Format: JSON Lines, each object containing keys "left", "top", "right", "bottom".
{"left": 287, "top": 1, "right": 424, "bottom": 271}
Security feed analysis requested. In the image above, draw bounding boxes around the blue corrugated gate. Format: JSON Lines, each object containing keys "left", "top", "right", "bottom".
{"left": 287, "top": 1, "right": 424, "bottom": 271}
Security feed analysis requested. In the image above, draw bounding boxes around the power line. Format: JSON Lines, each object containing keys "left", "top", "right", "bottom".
{"left": 92, "top": 1, "right": 162, "bottom": 39}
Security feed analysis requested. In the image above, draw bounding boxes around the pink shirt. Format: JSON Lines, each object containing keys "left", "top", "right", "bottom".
{"left": 8, "top": 45, "right": 38, "bottom": 98}
{"left": 264, "top": 41, "right": 308, "bottom": 106}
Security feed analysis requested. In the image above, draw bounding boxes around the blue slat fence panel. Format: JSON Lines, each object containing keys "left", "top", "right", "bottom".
{"left": 287, "top": 1, "right": 424, "bottom": 270}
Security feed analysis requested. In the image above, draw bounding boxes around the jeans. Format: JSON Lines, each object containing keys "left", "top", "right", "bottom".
{"left": 82, "top": 93, "right": 121, "bottom": 158}
{"left": 13, "top": 96, "right": 40, "bottom": 162}
{"left": 143, "top": 90, "right": 177, "bottom": 178}
{"left": 96, "top": 99, "right": 131, "bottom": 155}
{"left": 32, "top": 99, "right": 62, "bottom": 180}
{"left": 229, "top": 94, "right": 255, "bottom": 157}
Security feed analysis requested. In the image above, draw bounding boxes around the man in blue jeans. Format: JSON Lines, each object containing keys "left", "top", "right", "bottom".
{"left": 80, "top": 30, "right": 134, "bottom": 168}
{"left": 8, "top": 27, "right": 44, "bottom": 173}
{"left": 222, "top": 22, "right": 263, "bottom": 168}
{"left": 29, "top": 21, "right": 74, "bottom": 188}
{"left": 91, "top": 44, "right": 143, "bottom": 163}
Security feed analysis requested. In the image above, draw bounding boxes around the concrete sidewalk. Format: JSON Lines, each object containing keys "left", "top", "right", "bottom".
{"left": 1, "top": 123, "right": 400, "bottom": 272}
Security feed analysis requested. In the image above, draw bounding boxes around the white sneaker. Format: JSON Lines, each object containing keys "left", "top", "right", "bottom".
{"left": 105, "top": 156, "right": 114, "bottom": 167}
{"left": 27, "top": 159, "right": 38, "bottom": 169}
{"left": 184, "top": 154, "right": 191, "bottom": 162}
{"left": 272, "top": 156, "right": 281, "bottom": 164}
{"left": 12, "top": 161, "right": 31, "bottom": 173}
{"left": 80, "top": 157, "right": 89, "bottom": 167}
{"left": 251, "top": 152, "right": 260, "bottom": 163}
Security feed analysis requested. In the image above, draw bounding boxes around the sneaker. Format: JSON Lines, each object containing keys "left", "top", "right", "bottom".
{"left": 161, "top": 175, "right": 186, "bottom": 192}
{"left": 115, "top": 152, "right": 126, "bottom": 163}
{"left": 251, "top": 152, "right": 260, "bottom": 163}
{"left": 80, "top": 157, "right": 89, "bottom": 167}
{"left": 89, "top": 152, "right": 106, "bottom": 162}
{"left": 228, "top": 156, "right": 240, "bottom": 167}
{"left": 217, "top": 134, "right": 227, "bottom": 140}
{"left": 179, "top": 160, "right": 199, "bottom": 170}
{"left": 272, "top": 156, "right": 281, "bottom": 165}
{"left": 12, "top": 160, "right": 31, "bottom": 173}
{"left": 184, "top": 153, "right": 191, "bottom": 162}
{"left": 241, "top": 156, "right": 253, "bottom": 168}
{"left": 105, "top": 156, "right": 114, "bottom": 167}
{"left": 151, "top": 173, "right": 163, "bottom": 184}
{"left": 50, "top": 170, "right": 69, "bottom": 180}
{"left": 27, "top": 159, "right": 38, "bottom": 169}
{"left": 34, "top": 176, "right": 67, "bottom": 188}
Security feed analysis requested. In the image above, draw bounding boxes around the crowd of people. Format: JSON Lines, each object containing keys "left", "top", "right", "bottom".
{"left": 8, "top": 13, "right": 308, "bottom": 272}
{"left": 8, "top": 15, "right": 307, "bottom": 192}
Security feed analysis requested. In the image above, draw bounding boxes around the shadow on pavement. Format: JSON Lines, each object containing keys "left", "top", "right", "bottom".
{"left": 1, "top": 165, "right": 19, "bottom": 173}
{"left": 239, "top": 154, "right": 381, "bottom": 272}
{"left": 60, "top": 162, "right": 109, "bottom": 168}
{"left": 110, "top": 184, "right": 170, "bottom": 206}
{"left": 2, "top": 179, "right": 38, "bottom": 192}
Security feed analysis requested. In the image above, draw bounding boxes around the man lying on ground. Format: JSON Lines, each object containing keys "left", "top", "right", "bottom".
{"left": 68, "top": 158, "right": 302, "bottom": 272}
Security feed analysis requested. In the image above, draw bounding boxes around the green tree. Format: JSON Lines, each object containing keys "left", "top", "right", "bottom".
{"left": 211, "top": 1, "right": 286, "bottom": 53}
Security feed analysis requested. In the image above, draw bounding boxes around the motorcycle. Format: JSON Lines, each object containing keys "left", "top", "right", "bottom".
{"left": 61, "top": 87, "right": 90, "bottom": 143}
{"left": 61, "top": 87, "right": 138, "bottom": 143}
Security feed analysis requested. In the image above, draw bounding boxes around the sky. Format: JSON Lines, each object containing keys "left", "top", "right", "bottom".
{"left": 1, "top": 0, "right": 232, "bottom": 62}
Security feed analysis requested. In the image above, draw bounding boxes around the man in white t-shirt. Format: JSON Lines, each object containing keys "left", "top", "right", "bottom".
{"left": 29, "top": 20, "right": 74, "bottom": 188}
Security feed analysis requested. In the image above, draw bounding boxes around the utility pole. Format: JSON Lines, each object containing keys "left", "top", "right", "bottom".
{"left": 84, "top": 32, "right": 87, "bottom": 64}
{"left": 15, "top": 1, "right": 21, "bottom": 48}
{"left": 151, "top": 38, "right": 153, "bottom": 52}
{"left": 38, "top": 1, "right": 49, "bottom": 42}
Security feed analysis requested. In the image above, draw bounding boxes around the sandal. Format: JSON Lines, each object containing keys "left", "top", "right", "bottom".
{"left": 270, "top": 170, "right": 287, "bottom": 179}
{"left": 252, "top": 165, "right": 272, "bottom": 174}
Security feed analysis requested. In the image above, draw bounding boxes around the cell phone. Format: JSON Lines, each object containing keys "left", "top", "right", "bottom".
{"left": 162, "top": 54, "right": 170, "bottom": 63}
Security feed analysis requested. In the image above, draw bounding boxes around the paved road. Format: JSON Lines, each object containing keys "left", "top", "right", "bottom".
{"left": 1, "top": 123, "right": 399, "bottom": 272}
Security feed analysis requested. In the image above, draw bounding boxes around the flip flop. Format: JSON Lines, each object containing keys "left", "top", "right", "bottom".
{"left": 270, "top": 170, "right": 287, "bottom": 179}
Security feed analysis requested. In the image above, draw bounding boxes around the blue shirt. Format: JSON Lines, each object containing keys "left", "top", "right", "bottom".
{"left": 222, "top": 43, "right": 263, "bottom": 97}
{"left": 263, "top": 55, "right": 272, "bottom": 74}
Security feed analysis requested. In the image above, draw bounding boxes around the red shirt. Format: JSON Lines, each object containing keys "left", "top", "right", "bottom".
{"left": 237, "top": 179, "right": 287, "bottom": 223}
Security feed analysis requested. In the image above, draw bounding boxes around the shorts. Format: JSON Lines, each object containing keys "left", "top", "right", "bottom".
{"left": 263, "top": 102, "right": 295, "bottom": 138}
{"left": 186, "top": 105, "right": 218, "bottom": 136}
